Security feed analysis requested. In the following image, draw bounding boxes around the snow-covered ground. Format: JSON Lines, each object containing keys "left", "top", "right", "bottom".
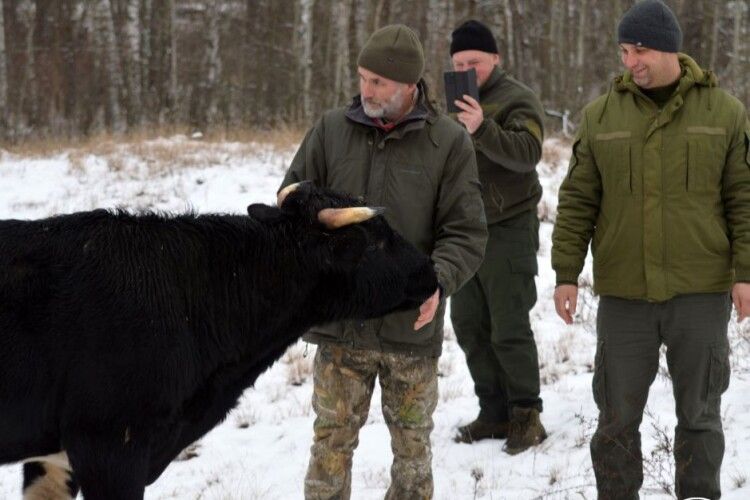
{"left": 0, "top": 136, "right": 748, "bottom": 499}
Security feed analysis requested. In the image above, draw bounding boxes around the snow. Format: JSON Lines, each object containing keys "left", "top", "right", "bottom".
{"left": 0, "top": 136, "right": 748, "bottom": 499}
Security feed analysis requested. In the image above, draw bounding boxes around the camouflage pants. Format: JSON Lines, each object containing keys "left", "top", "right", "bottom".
{"left": 304, "top": 343, "right": 438, "bottom": 500}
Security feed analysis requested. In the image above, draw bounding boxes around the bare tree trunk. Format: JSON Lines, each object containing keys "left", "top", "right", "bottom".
{"left": 167, "top": 0, "right": 178, "bottom": 123}
{"left": 191, "top": 0, "right": 221, "bottom": 129}
{"left": 122, "top": 0, "right": 142, "bottom": 128}
{"left": 502, "top": 0, "right": 515, "bottom": 70}
{"left": 709, "top": 0, "right": 720, "bottom": 71}
{"left": 18, "top": 0, "right": 37, "bottom": 129}
{"left": 332, "top": 0, "right": 351, "bottom": 106}
{"left": 426, "top": 0, "right": 448, "bottom": 93}
{"left": 299, "top": 0, "right": 315, "bottom": 123}
{"left": 575, "top": 0, "right": 587, "bottom": 108}
{"left": 730, "top": 0, "right": 746, "bottom": 94}
{"left": 96, "top": 0, "right": 123, "bottom": 131}
{"left": 140, "top": 0, "right": 152, "bottom": 115}
{"left": 543, "top": 0, "right": 557, "bottom": 103}
{"left": 353, "top": 0, "right": 372, "bottom": 60}
{"left": 0, "top": 0, "right": 7, "bottom": 128}
{"left": 373, "top": 0, "right": 386, "bottom": 31}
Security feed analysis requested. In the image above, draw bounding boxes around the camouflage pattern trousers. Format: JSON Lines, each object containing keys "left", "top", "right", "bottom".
{"left": 304, "top": 343, "right": 439, "bottom": 500}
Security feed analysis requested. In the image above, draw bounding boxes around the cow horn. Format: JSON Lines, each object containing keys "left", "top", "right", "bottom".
{"left": 277, "top": 181, "right": 313, "bottom": 207}
{"left": 318, "top": 207, "right": 385, "bottom": 229}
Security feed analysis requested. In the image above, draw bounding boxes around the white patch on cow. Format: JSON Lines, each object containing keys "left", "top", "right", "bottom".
{"left": 22, "top": 460, "right": 74, "bottom": 500}
{"left": 21, "top": 452, "right": 71, "bottom": 471}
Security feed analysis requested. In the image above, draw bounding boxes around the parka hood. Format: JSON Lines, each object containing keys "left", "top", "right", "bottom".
{"left": 614, "top": 53, "right": 716, "bottom": 94}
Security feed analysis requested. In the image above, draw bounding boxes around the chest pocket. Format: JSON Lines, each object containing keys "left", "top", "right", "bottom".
{"left": 745, "top": 130, "right": 750, "bottom": 168}
{"left": 686, "top": 127, "right": 726, "bottom": 193}
{"left": 388, "top": 162, "right": 434, "bottom": 207}
{"left": 593, "top": 131, "right": 632, "bottom": 196}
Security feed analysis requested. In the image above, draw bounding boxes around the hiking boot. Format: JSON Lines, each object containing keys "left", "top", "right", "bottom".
{"left": 503, "top": 407, "right": 547, "bottom": 455}
{"left": 453, "top": 418, "right": 509, "bottom": 443}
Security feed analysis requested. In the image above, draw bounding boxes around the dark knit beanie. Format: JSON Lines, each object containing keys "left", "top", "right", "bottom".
{"left": 357, "top": 24, "right": 424, "bottom": 84}
{"left": 618, "top": 0, "right": 682, "bottom": 53}
{"left": 450, "top": 20, "right": 498, "bottom": 55}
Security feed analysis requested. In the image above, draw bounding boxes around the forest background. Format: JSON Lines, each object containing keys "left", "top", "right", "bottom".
{"left": 0, "top": 0, "right": 748, "bottom": 142}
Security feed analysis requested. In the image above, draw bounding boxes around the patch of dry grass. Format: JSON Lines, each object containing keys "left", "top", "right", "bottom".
{"left": 0, "top": 125, "right": 305, "bottom": 167}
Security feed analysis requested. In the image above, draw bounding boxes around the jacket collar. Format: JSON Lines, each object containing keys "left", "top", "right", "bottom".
{"left": 345, "top": 92, "right": 432, "bottom": 130}
{"left": 480, "top": 65, "right": 506, "bottom": 97}
{"left": 614, "top": 53, "right": 717, "bottom": 97}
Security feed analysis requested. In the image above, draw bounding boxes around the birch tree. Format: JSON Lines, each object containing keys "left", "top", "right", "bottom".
{"left": 17, "top": 0, "right": 37, "bottom": 128}
{"left": 730, "top": 1, "right": 747, "bottom": 97}
{"left": 299, "top": 0, "right": 315, "bottom": 123}
{"left": 0, "top": 0, "right": 746, "bottom": 139}
{"left": 502, "top": 0, "right": 516, "bottom": 70}
{"left": 191, "top": 0, "right": 222, "bottom": 129}
{"left": 167, "top": 0, "right": 177, "bottom": 122}
{"left": 95, "top": 0, "right": 123, "bottom": 130}
{"left": 353, "top": 0, "right": 372, "bottom": 53}
{"left": 575, "top": 0, "right": 588, "bottom": 108}
{"left": 121, "top": 0, "right": 142, "bottom": 127}
{"left": 332, "top": 0, "right": 351, "bottom": 106}
{"left": 140, "top": 0, "right": 152, "bottom": 114}
{"left": 0, "top": 0, "right": 7, "bottom": 127}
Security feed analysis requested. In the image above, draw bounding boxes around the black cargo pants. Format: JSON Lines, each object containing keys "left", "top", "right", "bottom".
{"left": 450, "top": 210, "right": 542, "bottom": 422}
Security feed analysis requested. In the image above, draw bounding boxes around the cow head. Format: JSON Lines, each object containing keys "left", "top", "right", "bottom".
{"left": 257, "top": 182, "right": 438, "bottom": 320}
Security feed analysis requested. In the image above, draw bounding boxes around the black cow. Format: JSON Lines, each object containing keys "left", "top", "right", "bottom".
{"left": 0, "top": 182, "right": 438, "bottom": 499}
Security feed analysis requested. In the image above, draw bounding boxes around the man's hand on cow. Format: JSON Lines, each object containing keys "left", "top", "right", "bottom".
{"left": 454, "top": 94, "right": 484, "bottom": 134}
{"left": 553, "top": 284, "right": 579, "bottom": 325}
{"left": 732, "top": 282, "right": 750, "bottom": 322}
{"left": 414, "top": 288, "right": 440, "bottom": 330}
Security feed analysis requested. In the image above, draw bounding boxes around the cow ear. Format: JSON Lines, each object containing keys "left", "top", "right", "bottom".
{"left": 247, "top": 203, "right": 285, "bottom": 223}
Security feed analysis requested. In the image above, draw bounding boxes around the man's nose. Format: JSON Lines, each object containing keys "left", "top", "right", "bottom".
{"left": 624, "top": 53, "right": 638, "bottom": 69}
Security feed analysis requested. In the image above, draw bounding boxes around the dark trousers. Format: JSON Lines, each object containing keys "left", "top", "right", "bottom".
{"left": 592, "top": 293, "right": 731, "bottom": 500}
{"left": 450, "top": 211, "right": 542, "bottom": 422}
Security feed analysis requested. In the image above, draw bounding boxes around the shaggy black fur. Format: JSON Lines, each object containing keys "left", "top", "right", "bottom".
{"left": 1, "top": 183, "right": 437, "bottom": 499}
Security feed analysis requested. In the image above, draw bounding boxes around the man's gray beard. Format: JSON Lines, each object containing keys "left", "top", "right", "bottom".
{"left": 363, "top": 87, "right": 405, "bottom": 120}
{"left": 362, "top": 102, "right": 385, "bottom": 118}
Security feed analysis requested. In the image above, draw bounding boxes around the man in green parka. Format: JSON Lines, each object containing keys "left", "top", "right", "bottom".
{"left": 552, "top": 1, "right": 750, "bottom": 498}
{"left": 280, "top": 24, "right": 487, "bottom": 499}
{"left": 448, "top": 19, "right": 547, "bottom": 454}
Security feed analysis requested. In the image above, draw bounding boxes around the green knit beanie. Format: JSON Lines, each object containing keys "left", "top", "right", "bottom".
{"left": 357, "top": 24, "right": 424, "bottom": 84}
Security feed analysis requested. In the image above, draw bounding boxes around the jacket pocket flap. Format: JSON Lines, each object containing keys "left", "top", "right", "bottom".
{"left": 594, "top": 131, "right": 631, "bottom": 141}
{"left": 687, "top": 126, "right": 726, "bottom": 136}
{"left": 509, "top": 254, "right": 538, "bottom": 275}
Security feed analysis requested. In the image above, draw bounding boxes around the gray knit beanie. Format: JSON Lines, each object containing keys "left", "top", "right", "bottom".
{"left": 357, "top": 25, "right": 425, "bottom": 84}
{"left": 618, "top": 0, "right": 682, "bottom": 52}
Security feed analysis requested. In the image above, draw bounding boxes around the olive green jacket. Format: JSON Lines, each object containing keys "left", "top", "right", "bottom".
{"left": 552, "top": 54, "right": 750, "bottom": 302}
{"left": 281, "top": 95, "right": 488, "bottom": 356}
{"left": 472, "top": 66, "right": 545, "bottom": 224}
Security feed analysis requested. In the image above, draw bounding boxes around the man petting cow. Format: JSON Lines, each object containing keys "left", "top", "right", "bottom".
{"left": 281, "top": 24, "right": 487, "bottom": 500}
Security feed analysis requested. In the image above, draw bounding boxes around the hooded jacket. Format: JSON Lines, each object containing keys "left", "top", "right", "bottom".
{"left": 281, "top": 93, "right": 487, "bottom": 356}
{"left": 552, "top": 54, "right": 750, "bottom": 301}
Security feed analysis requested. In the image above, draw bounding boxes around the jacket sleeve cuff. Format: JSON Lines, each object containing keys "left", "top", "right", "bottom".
{"left": 555, "top": 270, "right": 580, "bottom": 286}
{"left": 434, "top": 264, "right": 454, "bottom": 298}
{"left": 471, "top": 119, "right": 490, "bottom": 141}
{"left": 734, "top": 263, "right": 750, "bottom": 282}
